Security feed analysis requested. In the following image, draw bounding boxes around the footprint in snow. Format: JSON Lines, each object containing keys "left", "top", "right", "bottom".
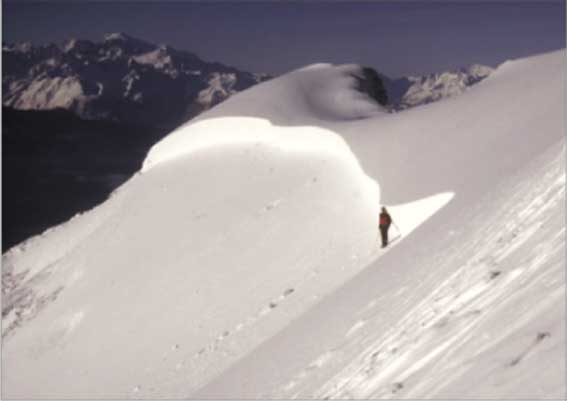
{"left": 391, "top": 382, "right": 404, "bottom": 394}
{"left": 197, "top": 287, "right": 297, "bottom": 359}
{"left": 306, "top": 351, "right": 334, "bottom": 371}
{"left": 463, "top": 309, "right": 483, "bottom": 318}
{"left": 433, "top": 316, "right": 450, "bottom": 329}
{"left": 370, "top": 350, "right": 381, "bottom": 361}
{"left": 345, "top": 320, "right": 366, "bottom": 338}
{"left": 263, "top": 200, "right": 281, "bottom": 212}
{"left": 266, "top": 288, "right": 296, "bottom": 310}
{"left": 489, "top": 270, "right": 502, "bottom": 280}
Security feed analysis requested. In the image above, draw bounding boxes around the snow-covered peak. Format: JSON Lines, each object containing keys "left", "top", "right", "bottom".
{"left": 101, "top": 33, "right": 155, "bottom": 56}
{"left": 103, "top": 32, "right": 134, "bottom": 42}
{"left": 62, "top": 38, "right": 94, "bottom": 53}
{"left": 5, "top": 41, "right": 33, "bottom": 53}
{"left": 157, "top": 44, "right": 174, "bottom": 52}
{"left": 132, "top": 47, "right": 173, "bottom": 68}
{"left": 383, "top": 63, "right": 494, "bottom": 109}
{"left": 463, "top": 63, "right": 494, "bottom": 78}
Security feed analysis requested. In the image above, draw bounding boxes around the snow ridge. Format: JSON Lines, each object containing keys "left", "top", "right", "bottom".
{"left": 142, "top": 63, "right": 386, "bottom": 172}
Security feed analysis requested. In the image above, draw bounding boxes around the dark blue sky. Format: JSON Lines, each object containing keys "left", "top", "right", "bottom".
{"left": 3, "top": 1, "right": 565, "bottom": 77}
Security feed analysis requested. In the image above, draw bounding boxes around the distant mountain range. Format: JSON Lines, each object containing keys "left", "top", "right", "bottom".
{"left": 382, "top": 64, "right": 493, "bottom": 110}
{"left": 3, "top": 33, "right": 492, "bottom": 126}
{"left": 3, "top": 33, "right": 271, "bottom": 128}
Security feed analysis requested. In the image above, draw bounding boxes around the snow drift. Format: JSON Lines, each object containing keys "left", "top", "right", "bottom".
{"left": 2, "top": 50, "right": 565, "bottom": 399}
{"left": 142, "top": 63, "right": 386, "bottom": 170}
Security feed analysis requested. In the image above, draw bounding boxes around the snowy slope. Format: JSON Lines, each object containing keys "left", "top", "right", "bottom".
{"left": 197, "top": 141, "right": 564, "bottom": 400}
{"left": 2, "top": 50, "right": 565, "bottom": 399}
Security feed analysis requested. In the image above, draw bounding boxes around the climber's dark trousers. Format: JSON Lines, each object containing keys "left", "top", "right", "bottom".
{"left": 380, "top": 226, "right": 389, "bottom": 248}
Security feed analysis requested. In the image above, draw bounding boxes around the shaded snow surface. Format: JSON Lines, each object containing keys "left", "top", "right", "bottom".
{"left": 2, "top": 51, "right": 565, "bottom": 399}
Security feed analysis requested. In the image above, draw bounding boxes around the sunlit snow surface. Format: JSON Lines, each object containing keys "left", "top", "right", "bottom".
{"left": 2, "top": 51, "right": 565, "bottom": 399}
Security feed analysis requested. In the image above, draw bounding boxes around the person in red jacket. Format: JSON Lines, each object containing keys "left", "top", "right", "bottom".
{"left": 378, "top": 207, "right": 392, "bottom": 248}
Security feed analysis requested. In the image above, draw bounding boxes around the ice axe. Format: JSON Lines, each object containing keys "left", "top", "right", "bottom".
{"left": 391, "top": 221, "right": 402, "bottom": 242}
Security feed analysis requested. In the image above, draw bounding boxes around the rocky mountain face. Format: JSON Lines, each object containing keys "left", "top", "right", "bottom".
{"left": 356, "top": 67, "right": 389, "bottom": 106}
{"left": 382, "top": 64, "right": 493, "bottom": 110}
{"left": 2, "top": 33, "right": 270, "bottom": 127}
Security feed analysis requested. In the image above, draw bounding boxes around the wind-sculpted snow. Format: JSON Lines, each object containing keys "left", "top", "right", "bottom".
{"left": 142, "top": 63, "right": 386, "bottom": 171}
{"left": 2, "top": 51, "right": 565, "bottom": 399}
